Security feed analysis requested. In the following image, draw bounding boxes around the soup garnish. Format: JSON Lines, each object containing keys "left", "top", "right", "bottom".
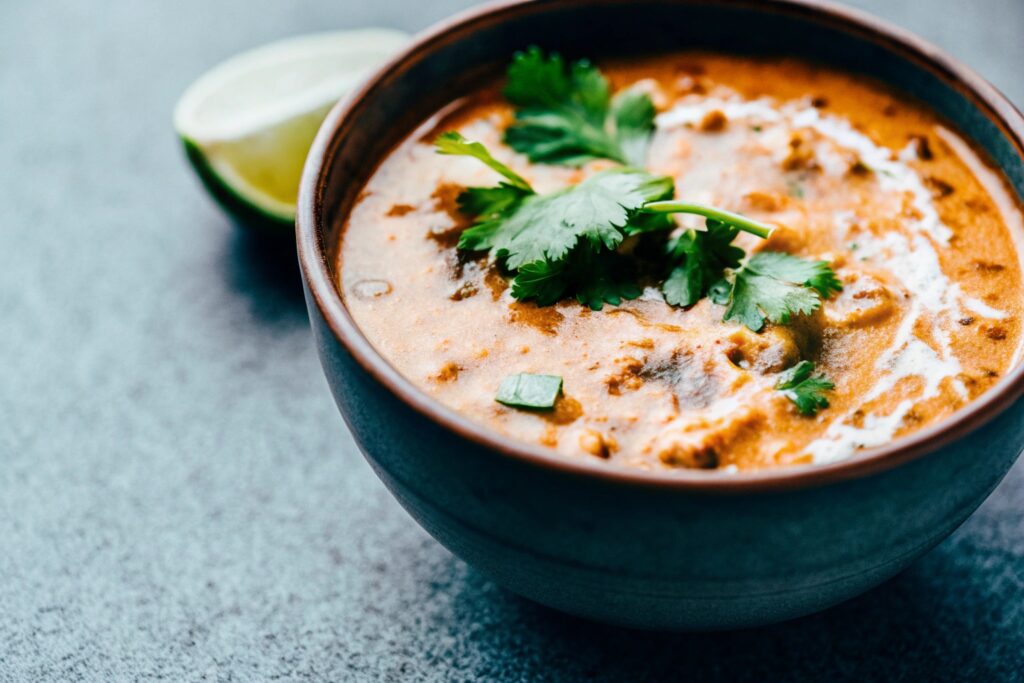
{"left": 775, "top": 360, "right": 834, "bottom": 416}
{"left": 503, "top": 46, "right": 656, "bottom": 167}
{"left": 439, "top": 131, "right": 838, "bottom": 326}
{"left": 495, "top": 372, "right": 564, "bottom": 409}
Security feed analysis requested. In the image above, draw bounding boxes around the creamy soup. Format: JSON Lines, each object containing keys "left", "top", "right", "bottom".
{"left": 338, "top": 53, "right": 1024, "bottom": 471}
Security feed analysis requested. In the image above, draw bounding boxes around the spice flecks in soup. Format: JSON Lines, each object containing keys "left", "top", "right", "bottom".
{"left": 338, "top": 54, "right": 1024, "bottom": 471}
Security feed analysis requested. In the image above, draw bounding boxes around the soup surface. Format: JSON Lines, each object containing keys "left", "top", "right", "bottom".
{"left": 338, "top": 53, "right": 1024, "bottom": 471}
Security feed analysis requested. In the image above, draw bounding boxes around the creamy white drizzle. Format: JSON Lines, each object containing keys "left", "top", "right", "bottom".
{"left": 792, "top": 107, "right": 954, "bottom": 244}
{"left": 656, "top": 98, "right": 782, "bottom": 128}
{"left": 657, "top": 94, "right": 1013, "bottom": 464}
{"left": 963, "top": 296, "right": 1008, "bottom": 320}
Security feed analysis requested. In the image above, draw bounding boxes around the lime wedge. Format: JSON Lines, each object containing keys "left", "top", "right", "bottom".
{"left": 174, "top": 29, "right": 409, "bottom": 232}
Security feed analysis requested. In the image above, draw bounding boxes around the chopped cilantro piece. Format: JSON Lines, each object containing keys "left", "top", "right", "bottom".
{"left": 496, "top": 373, "right": 563, "bottom": 409}
{"left": 776, "top": 361, "right": 834, "bottom": 416}
{"left": 713, "top": 252, "right": 842, "bottom": 332}
{"left": 503, "top": 47, "right": 655, "bottom": 167}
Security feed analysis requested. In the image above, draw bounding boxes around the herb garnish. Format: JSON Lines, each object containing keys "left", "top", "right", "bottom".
{"left": 639, "top": 204, "right": 840, "bottom": 331}
{"left": 437, "top": 133, "right": 838, "bottom": 323}
{"left": 775, "top": 361, "right": 835, "bottom": 416}
{"left": 496, "top": 373, "right": 563, "bottom": 409}
{"left": 434, "top": 51, "right": 841, "bottom": 341}
{"left": 642, "top": 202, "right": 773, "bottom": 311}
{"left": 439, "top": 131, "right": 674, "bottom": 308}
{"left": 436, "top": 131, "right": 531, "bottom": 192}
{"left": 660, "top": 219, "right": 746, "bottom": 308}
{"left": 503, "top": 47, "right": 656, "bottom": 167}
{"left": 710, "top": 252, "right": 843, "bottom": 332}
{"left": 459, "top": 166, "right": 673, "bottom": 271}
{"left": 510, "top": 248, "right": 643, "bottom": 309}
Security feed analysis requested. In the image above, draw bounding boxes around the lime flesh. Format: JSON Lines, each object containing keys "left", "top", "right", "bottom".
{"left": 174, "top": 29, "right": 409, "bottom": 231}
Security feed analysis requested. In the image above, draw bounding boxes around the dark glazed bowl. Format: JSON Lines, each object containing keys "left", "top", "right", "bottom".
{"left": 297, "top": 0, "right": 1024, "bottom": 629}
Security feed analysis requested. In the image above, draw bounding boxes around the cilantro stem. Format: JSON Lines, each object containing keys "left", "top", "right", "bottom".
{"left": 642, "top": 201, "right": 774, "bottom": 239}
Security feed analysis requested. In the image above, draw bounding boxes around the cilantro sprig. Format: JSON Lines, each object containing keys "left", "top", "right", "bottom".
{"left": 775, "top": 361, "right": 835, "bottom": 416}
{"left": 438, "top": 132, "right": 673, "bottom": 309}
{"left": 503, "top": 47, "right": 656, "bottom": 167}
{"left": 638, "top": 203, "right": 839, "bottom": 331}
{"left": 459, "top": 165, "right": 673, "bottom": 270}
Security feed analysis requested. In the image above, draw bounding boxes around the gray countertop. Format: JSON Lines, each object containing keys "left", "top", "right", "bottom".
{"left": 2, "top": 0, "right": 1022, "bottom": 680}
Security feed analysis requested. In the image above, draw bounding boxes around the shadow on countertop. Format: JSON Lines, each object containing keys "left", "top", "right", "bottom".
{"left": 432, "top": 549, "right": 1020, "bottom": 682}
{"left": 223, "top": 224, "right": 309, "bottom": 329}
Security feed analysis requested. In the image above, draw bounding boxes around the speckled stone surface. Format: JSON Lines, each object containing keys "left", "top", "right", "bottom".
{"left": 1, "top": 0, "right": 1023, "bottom": 680}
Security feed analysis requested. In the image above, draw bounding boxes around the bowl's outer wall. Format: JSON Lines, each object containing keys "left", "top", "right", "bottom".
{"left": 308, "top": 290, "right": 1024, "bottom": 629}
{"left": 306, "top": 1, "right": 1024, "bottom": 629}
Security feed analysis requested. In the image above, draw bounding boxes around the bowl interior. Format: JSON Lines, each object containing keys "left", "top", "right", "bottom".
{"left": 300, "top": 0, "right": 1024, "bottom": 489}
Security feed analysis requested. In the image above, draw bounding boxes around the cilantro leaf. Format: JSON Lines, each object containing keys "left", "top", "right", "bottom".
{"left": 503, "top": 47, "right": 655, "bottom": 166}
{"left": 641, "top": 204, "right": 774, "bottom": 309}
{"left": 509, "top": 258, "right": 569, "bottom": 306}
{"left": 437, "top": 133, "right": 673, "bottom": 309}
{"left": 435, "top": 131, "right": 534, "bottom": 241}
{"left": 510, "top": 250, "right": 642, "bottom": 310}
{"left": 722, "top": 268, "right": 821, "bottom": 331}
{"left": 457, "top": 184, "right": 526, "bottom": 218}
{"left": 460, "top": 167, "right": 674, "bottom": 270}
{"left": 610, "top": 86, "right": 657, "bottom": 168}
{"left": 775, "top": 361, "right": 834, "bottom": 416}
{"left": 662, "top": 219, "right": 745, "bottom": 307}
{"left": 496, "top": 373, "right": 563, "bottom": 409}
{"left": 716, "top": 252, "right": 841, "bottom": 332}
{"left": 575, "top": 267, "right": 643, "bottom": 310}
{"left": 742, "top": 251, "right": 843, "bottom": 299}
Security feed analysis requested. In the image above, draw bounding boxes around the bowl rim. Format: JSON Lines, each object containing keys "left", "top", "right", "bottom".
{"left": 297, "top": 0, "right": 1024, "bottom": 494}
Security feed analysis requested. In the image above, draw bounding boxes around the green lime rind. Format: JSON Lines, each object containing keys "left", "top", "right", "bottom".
{"left": 181, "top": 136, "right": 295, "bottom": 234}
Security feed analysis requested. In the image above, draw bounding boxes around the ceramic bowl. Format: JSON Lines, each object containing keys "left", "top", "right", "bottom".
{"left": 297, "top": 0, "right": 1024, "bottom": 630}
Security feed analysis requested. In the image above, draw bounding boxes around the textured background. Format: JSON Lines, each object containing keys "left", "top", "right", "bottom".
{"left": 2, "top": 0, "right": 1023, "bottom": 680}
